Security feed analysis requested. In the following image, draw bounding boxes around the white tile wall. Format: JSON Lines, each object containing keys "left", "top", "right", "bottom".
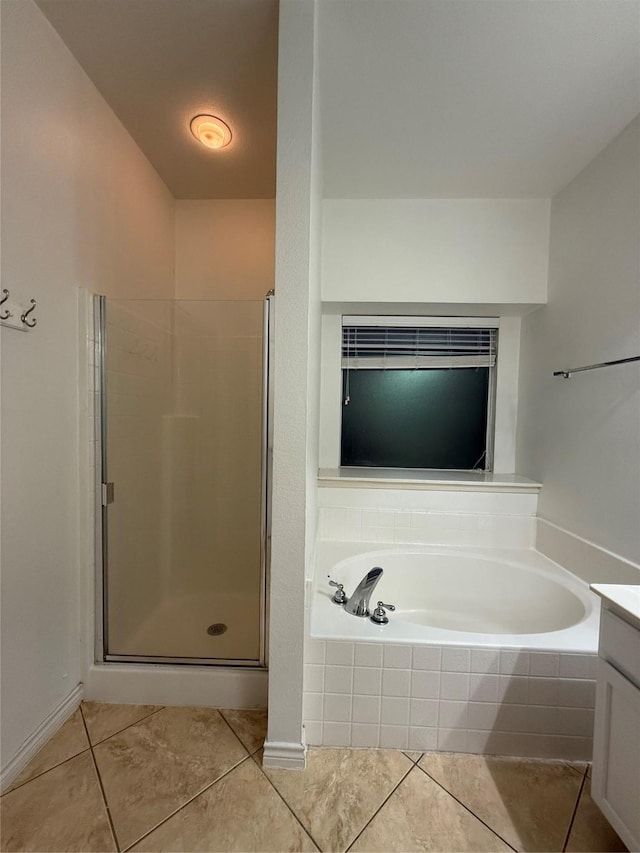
{"left": 353, "top": 667, "right": 382, "bottom": 695}
{"left": 317, "top": 504, "right": 536, "bottom": 548}
{"left": 325, "top": 642, "right": 354, "bottom": 666}
{"left": 324, "top": 666, "right": 353, "bottom": 694}
{"left": 383, "top": 645, "right": 412, "bottom": 669}
{"left": 354, "top": 643, "right": 383, "bottom": 668}
{"left": 470, "top": 649, "right": 500, "bottom": 673}
{"left": 529, "top": 651, "right": 560, "bottom": 677}
{"left": 408, "top": 726, "right": 438, "bottom": 751}
{"left": 303, "top": 639, "right": 597, "bottom": 760}
{"left": 381, "top": 668, "right": 411, "bottom": 697}
{"left": 469, "top": 673, "right": 500, "bottom": 702}
{"left": 351, "top": 723, "right": 380, "bottom": 747}
{"left": 380, "top": 725, "right": 409, "bottom": 749}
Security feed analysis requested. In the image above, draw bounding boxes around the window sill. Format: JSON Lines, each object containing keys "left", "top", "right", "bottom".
{"left": 318, "top": 467, "right": 542, "bottom": 493}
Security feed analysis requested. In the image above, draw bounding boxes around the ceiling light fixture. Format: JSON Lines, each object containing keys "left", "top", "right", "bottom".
{"left": 190, "top": 115, "right": 232, "bottom": 150}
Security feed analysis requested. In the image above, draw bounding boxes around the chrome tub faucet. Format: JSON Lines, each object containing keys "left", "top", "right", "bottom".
{"left": 329, "top": 567, "right": 384, "bottom": 618}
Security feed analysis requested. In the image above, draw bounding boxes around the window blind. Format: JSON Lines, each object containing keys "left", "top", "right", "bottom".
{"left": 341, "top": 325, "right": 497, "bottom": 369}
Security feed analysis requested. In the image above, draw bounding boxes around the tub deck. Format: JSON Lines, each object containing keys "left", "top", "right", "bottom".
{"left": 312, "top": 542, "right": 599, "bottom": 652}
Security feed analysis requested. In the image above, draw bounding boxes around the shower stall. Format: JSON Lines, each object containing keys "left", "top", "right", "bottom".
{"left": 94, "top": 295, "right": 272, "bottom": 667}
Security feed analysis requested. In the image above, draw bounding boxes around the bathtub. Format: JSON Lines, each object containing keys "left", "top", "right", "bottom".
{"left": 305, "top": 543, "right": 599, "bottom": 758}
{"left": 311, "top": 543, "right": 599, "bottom": 651}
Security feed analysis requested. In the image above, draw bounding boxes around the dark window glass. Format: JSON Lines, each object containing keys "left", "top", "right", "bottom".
{"left": 341, "top": 368, "right": 489, "bottom": 470}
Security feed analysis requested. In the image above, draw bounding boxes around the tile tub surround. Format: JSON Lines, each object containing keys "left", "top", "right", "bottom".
{"left": 316, "top": 485, "right": 539, "bottom": 551}
{"left": 303, "top": 639, "right": 597, "bottom": 759}
{"left": 318, "top": 476, "right": 541, "bottom": 548}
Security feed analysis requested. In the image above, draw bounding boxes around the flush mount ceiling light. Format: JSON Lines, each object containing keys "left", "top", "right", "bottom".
{"left": 190, "top": 115, "right": 232, "bottom": 150}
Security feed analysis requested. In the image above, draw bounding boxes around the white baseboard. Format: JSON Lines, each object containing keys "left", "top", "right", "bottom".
{"left": 0, "top": 684, "right": 83, "bottom": 794}
{"left": 84, "top": 663, "right": 268, "bottom": 709}
{"left": 536, "top": 517, "right": 640, "bottom": 585}
{"left": 262, "top": 740, "right": 307, "bottom": 770}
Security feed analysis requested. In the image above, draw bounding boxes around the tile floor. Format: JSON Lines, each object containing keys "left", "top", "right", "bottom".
{"left": 0, "top": 702, "right": 627, "bottom": 853}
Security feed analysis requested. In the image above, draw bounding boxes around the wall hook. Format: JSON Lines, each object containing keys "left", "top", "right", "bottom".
{"left": 21, "top": 299, "right": 37, "bottom": 328}
{"left": 0, "top": 289, "right": 11, "bottom": 320}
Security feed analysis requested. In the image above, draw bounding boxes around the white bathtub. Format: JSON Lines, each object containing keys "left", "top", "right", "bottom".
{"left": 312, "top": 542, "right": 599, "bottom": 652}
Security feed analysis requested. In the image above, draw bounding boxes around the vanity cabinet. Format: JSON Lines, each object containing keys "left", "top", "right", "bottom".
{"left": 591, "top": 601, "right": 640, "bottom": 852}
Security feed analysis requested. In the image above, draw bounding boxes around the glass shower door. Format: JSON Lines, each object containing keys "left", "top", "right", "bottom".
{"left": 98, "top": 298, "right": 268, "bottom": 665}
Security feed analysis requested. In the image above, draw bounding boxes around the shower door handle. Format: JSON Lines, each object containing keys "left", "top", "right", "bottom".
{"left": 101, "top": 482, "right": 115, "bottom": 506}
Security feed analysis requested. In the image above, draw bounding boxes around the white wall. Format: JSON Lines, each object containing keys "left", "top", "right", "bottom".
{"left": 175, "top": 200, "right": 275, "bottom": 300}
{"left": 322, "top": 199, "right": 550, "bottom": 304}
{"left": 0, "top": 0, "right": 175, "bottom": 774}
{"left": 266, "top": 0, "right": 322, "bottom": 764}
{"left": 517, "top": 116, "right": 640, "bottom": 566}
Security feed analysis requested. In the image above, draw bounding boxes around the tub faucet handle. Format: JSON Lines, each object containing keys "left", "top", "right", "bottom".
{"left": 328, "top": 576, "right": 348, "bottom": 605}
{"left": 370, "top": 601, "right": 395, "bottom": 625}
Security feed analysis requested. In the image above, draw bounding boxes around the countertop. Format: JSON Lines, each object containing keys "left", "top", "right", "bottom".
{"left": 318, "top": 468, "right": 542, "bottom": 492}
{"left": 590, "top": 583, "right": 640, "bottom": 629}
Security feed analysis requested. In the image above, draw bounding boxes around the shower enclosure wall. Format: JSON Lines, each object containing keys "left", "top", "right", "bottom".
{"left": 95, "top": 296, "right": 272, "bottom": 667}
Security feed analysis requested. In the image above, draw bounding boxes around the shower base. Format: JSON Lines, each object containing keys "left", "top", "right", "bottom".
{"left": 106, "top": 590, "right": 262, "bottom": 664}
{"left": 83, "top": 588, "right": 267, "bottom": 709}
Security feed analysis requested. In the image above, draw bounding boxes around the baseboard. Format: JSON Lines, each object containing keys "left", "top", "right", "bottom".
{"left": 262, "top": 740, "right": 307, "bottom": 770}
{"left": 536, "top": 517, "right": 640, "bottom": 585}
{"left": 84, "top": 663, "right": 268, "bottom": 708}
{"left": 0, "top": 684, "right": 83, "bottom": 794}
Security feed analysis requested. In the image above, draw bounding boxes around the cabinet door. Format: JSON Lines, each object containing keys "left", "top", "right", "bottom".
{"left": 592, "top": 658, "right": 640, "bottom": 852}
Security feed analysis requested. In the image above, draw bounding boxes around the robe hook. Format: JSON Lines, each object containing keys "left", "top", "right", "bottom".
{"left": 21, "top": 299, "right": 37, "bottom": 328}
{"left": 0, "top": 289, "right": 11, "bottom": 321}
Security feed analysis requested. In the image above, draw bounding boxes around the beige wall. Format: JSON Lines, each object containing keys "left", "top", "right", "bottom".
{"left": 175, "top": 200, "right": 275, "bottom": 300}
{"left": 517, "top": 116, "right": 640, "bottom": 566}
{"left": 0, "top": 0, "right": 175, "bottom": 772}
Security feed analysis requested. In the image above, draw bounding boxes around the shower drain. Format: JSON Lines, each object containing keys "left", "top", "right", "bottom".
{"left": 207, "top": 623, "right": 228, "bottom": 636}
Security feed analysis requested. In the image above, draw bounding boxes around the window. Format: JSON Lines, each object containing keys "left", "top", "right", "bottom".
{"left": 340, "top": 318, "right": 498, "bottom": 471}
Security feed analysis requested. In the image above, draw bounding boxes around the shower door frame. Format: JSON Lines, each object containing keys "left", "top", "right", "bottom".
{"left": 94, "top": 294, "right": 273, "bottom": 668}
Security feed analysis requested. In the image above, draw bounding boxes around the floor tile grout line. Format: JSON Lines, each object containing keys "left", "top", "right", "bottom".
{"left": 415, "top": 762, "right": 519, "bottom": 852}
{"left": 564, "top": 761, "right": 588, "bottom": 777}
{"left": 79, "top": 704, "right": 121, "bottom": 853}
{"left": 402, "top": 750, "right": 424, "bottom": 764}
{"left": 1, "top": 705, "right": 92, "bottom": 796}
{"left": 250, "top": 752, "right": 323, "bottom": 851}
{"left": 562, "top": 765, "right": 588, "bottom": 852}
{"left": 1, "top": 743, "right": 92, "bottom": 796}
{"left": 217, "top": 707, "right": 263, "bottom": 756}
{"left": 85, "top": 705, "right": 166, "bottom": 748}
{"left": 0, "top": 702, "right": 172, "bottom": 798}
{"left": 119, "top": 754, "right": 253, "bottom": 852}
{"left": 345, "top": 761, "right": 416, "bottom": 852}
{"left": 5, "top": 704, "right": 598, "bottom": 853}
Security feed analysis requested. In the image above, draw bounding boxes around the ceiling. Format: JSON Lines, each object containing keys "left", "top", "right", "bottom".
{"left": 35, "top": 0, "right": 639, "bottom": 201}
{"left": 35, "top": 0, "right": 279, "bottom": 200}
{"left": 318, "top": 0, "right": 640, "bottom": 198}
